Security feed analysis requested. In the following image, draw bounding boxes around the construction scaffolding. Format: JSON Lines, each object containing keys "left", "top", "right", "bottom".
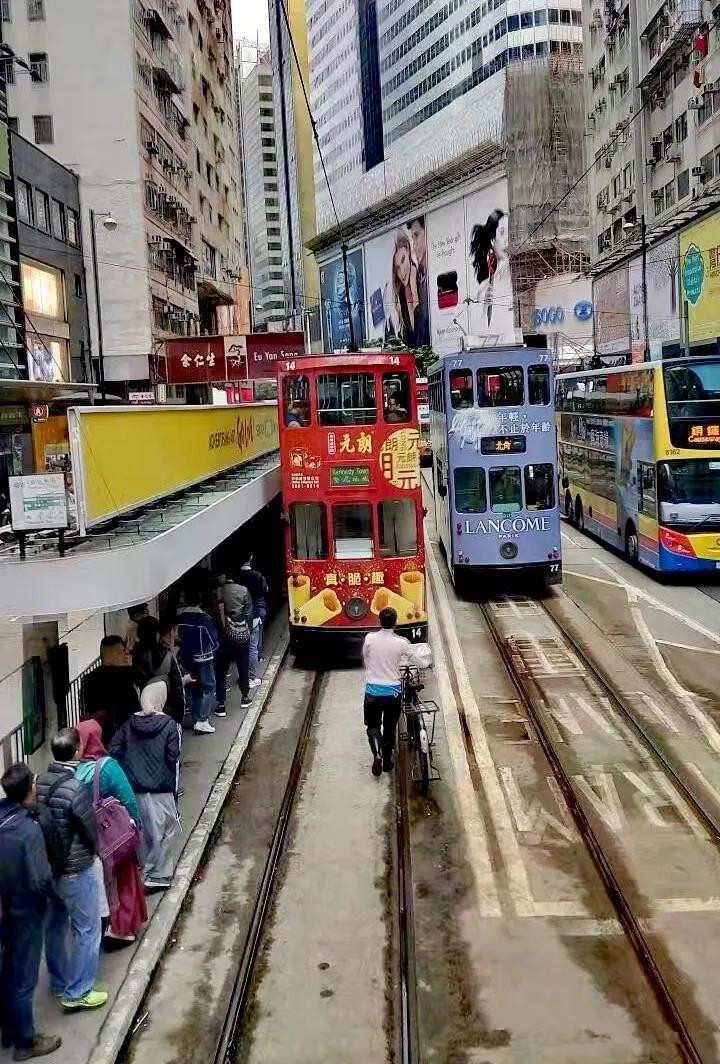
{"left": 505, "top": 58, "right": 590, "bottom": 301}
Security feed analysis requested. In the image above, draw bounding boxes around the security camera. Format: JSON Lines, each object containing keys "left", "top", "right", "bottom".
{"left": 102, "top": 216, "right": 118, "bottom": 232}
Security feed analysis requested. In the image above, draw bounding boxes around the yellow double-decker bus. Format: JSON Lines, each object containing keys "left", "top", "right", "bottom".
{"left": 556, "top": 358, "right": 720, "bottom": 573}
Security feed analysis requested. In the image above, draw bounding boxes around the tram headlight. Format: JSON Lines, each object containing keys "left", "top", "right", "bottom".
{"left": 500, "top": 542, "right": 518, "bottom": 560}
{"left": 345, "top": 596, "right": 369, "bottom": 620}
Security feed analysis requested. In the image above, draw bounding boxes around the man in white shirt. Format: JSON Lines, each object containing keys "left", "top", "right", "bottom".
{"left": 362, "top": 607, "right": 411, "bottom": 776}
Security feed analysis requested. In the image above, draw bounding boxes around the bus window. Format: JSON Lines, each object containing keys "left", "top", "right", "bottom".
{"left": 489, "top": 467, "right": 522, "bottom": 514}
{"left": 664, "top": 362, "right": 720, "bottom": 419}
{"left": 378, "top": 500, "right": 417, "bottom": 556}
{"left": 450, "top": 369, "right": 474, "bottom": 408}
{"left": 290, "top": 502, "right": 327, "bottom": 559}
{"left": 333, "top": 503, "right": 374, "bottom": 559}
{"left": 528, "top": 364, "right": 551, "bottom": 405}
{"left": 317, "top": 373, "right": 376, "bottom": 426}
{"left": 639, "top": 463, "right": 657, "bottom": 517}
{"left": 283, "top": 375, "right": 310, "bottom": 428}
{"left": 454, "top": 468, "right": 487, "bottom": 513}
{"left": 477, "top": 367, "right": 524, "bottom": 407}
{"left": 383, "top": 372, "right": 411, "bottom": 423}
{"left": 524, "top": 464, "right": 555, "bottom": 511}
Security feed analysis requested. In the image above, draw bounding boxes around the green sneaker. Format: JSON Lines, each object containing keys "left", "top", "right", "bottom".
{"left": 61, "top": 989, "right": 108, "bottom": 1011}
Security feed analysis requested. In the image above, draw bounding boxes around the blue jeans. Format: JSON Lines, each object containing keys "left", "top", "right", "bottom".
{"left": 249, "top": 620, "right": 262, "bottom": 680}
{"left": 188, "top": 659, "right": 216, "bottom": 723}
{"left": 0, "top": 909, "right": 45, "bottom": 1049}
{"left": 45, "top": 867, "right": 101, "bottom": 1001}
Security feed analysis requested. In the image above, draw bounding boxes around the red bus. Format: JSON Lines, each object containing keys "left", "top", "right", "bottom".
{"left": 278, "top": 353, "right": 427, "bottom": 653}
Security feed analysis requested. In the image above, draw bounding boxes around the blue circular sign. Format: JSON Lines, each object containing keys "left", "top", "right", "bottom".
{"left": 682, "top": 243, "right": 705, "bottom": 306}
{"left": 574, "top": 300, "right": 593, "bottom": 321}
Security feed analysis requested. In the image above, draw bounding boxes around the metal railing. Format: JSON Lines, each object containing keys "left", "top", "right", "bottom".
{"left": 64, "top": 656, "right": 101, "bottom": 729}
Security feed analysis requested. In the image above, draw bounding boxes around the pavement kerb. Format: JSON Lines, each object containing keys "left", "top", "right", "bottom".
{"left": 546, "top": 585, "right": 720, "bottom": 835}
{"left": 87, "top": 633, "right": 290, "bottom": 1064}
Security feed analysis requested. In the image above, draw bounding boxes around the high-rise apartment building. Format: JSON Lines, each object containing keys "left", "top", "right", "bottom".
{"left": 584, "top": 0, "right": 720, "bottom": 359}
{"left": 4, "top": 0, "right": 245, "bottom": 388}
{"left": 237, "top": 41, "right": 286, "bottom": 328}
{"left": 268, "top": 0, "right": 321, "bottom": 343}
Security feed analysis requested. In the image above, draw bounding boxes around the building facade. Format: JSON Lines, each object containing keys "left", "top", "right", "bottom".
{"left": 238, "top": 40, "right": 286, "bottom": 328}
{"left": 12, "top": 131, "right": 91, "bottom": 385}
{"left": 583, "top": 0, "right": 720, "bottom": 360}
{"left": 3, "top": 0, "right": 246, "bottom": 388}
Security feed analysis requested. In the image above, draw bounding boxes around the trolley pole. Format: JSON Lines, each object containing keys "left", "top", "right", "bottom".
{"left": 341, "top": 242, "right": 358, "bottom": 353}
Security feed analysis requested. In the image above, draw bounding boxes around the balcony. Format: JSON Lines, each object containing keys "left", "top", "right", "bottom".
{"left": 640, "top": 0, "right": 703, "bottom": 85}
{"left": 151, "top": 36, "right": 184, "bottom": 95}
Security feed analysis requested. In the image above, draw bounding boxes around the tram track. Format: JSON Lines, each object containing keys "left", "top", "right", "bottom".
{"left": 477, "top": 594, "right": 706, "bottom": 1064}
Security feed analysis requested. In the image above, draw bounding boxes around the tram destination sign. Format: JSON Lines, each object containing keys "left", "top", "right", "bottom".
{"left": 331, "top": 465, "right": 371, "bottom": 487}
{"left": 480, "top": 435, "right": 527, "bottom": 455}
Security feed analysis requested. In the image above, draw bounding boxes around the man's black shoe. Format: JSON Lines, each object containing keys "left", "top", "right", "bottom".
{"left": 13, "top": 1034, "right": 62, "bottom": 1061}
{"left": 382, "top": 752, "right": 394, "bottom": 772}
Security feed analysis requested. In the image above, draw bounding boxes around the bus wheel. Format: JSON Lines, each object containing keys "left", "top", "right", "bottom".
{"left": 625, "top": 523, "right": 639, "bottom": 565}
{"left": 564, "top": 491, "right": 573, "bottom": 521}
{"left": 574, "top": 496, "right": 585, "bottom": 533}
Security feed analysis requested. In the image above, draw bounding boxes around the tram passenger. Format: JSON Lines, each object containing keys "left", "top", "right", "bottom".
{"left": 237, "top": 556, "right": 268, "bottom": 685}
{"left": 216, "top": 572, "right": 254, "bottom": 712}
{"left": 385, "top": 394, "right": 408, "bottom": 423}
{"left": 80, "top": 636, "right": 140, "bottom": 747}
{"left": 177, "top": 588, "right": 219, "bottom": 735}
{"left": 362, "top": 607, "right": 411, "bottom": 776}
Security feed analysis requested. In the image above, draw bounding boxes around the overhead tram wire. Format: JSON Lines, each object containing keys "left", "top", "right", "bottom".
{"left": 277, "top": 0, "right": 359, "bottom": 352}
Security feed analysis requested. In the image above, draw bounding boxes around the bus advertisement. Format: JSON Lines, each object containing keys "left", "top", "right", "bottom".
{"left": 556, "top": 358, "right": 720, "bottom": 572}
{"left": 278, "top": 353, "right": 428, "bottom": 651}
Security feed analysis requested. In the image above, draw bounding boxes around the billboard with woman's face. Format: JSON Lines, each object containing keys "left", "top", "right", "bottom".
{"left": 319, "top": 248, "right": 366, "bottom": 351}
{"left": 363, "top": 216, "right": 431, "bottom": 349}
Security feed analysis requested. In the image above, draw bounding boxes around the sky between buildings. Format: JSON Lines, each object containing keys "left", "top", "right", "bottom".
{"left": 232, "top": 0, "right": 270, "bottom": 44}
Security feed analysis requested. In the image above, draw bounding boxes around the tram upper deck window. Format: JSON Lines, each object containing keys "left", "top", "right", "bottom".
{"left": 378, "top": 499, "right": 417, "bottom": 556}
{"left": 283, "top": 374, "right": 310, "bottom": 428}
{"left": 333, "top": 503, "right": 374, "bottom": 559}
{"left": 454, "top": 467, "right": 487, "bottom": 513}
{"left": 489, "top": 467, "right": 522, "bottom": 514}
{"left": 290, "top": 502, "right": 327, "bottom": 559}
{"left": 477, "top": 367, "right": 524, "bottom": 407}
{"left": 317, "top": 373, "right": 376, "bottom": 426}
{"left": 383, "top": 372, "right": 411, "bottom": 423}
{"left": 449, "top": 369, "right": 474, "bottom": 408}
{"left": 524, "top": 464, "right": 555, "bottom": 511}
{"left": 528, "top": 364, "right": 551, "bottom": 405}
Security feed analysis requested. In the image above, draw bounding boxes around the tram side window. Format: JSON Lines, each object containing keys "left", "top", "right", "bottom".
{"left": 290, "top": 502, "right": 327, "bottom": 559}
{"left": 454, "top": 467, "right": 487, "bottom": 513}
{"left": 449, "top": 369, "right": 474, "bottom": 408}
{"left": 283, "top": 374, "right": 310, "bottom": 428}
{"left": 333, "top": 503, "right": 374, "bottom": 559}
{"left": 528, "top": 364, "right": 551, "bottom": 406}
{"left": 489, "top": 467, "right": 523, "bottom": 514}
{"left": 378, "top": 499, "right": 417, "bottom": 556}
{"left": 383, "top": 372, "right": 411, "bottom": 423}
{"left": 524, "top": 464, "right": 555, "bottom": 511}
{"left": 316, "top": 373, "right": 376, "bottom": 426}
{"left": 477, "top": 367, "right": 524, "bottom": 407}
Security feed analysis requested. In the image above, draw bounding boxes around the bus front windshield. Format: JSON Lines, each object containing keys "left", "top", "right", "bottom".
{"left": 664, "top": 361, "right": 720, "bottom": 419}
{"left": 657, "top": 459, "right": 720, "bottom": 528}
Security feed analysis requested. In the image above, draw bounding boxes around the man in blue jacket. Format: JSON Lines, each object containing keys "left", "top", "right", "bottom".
{"left": 0, "top": 763, "right": 61, "bottom": 1061}
{"left": 177, "top": 587, "right": 220, "bottom": 734}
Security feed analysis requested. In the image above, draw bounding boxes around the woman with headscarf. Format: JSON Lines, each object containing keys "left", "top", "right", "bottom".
{"left": 109, "top": 680, "right": 181, "bottom": 892}
{"left": 74, "top": 719, "right": 148, "bottom": 947}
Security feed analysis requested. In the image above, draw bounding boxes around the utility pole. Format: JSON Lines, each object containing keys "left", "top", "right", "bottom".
{"left": 641, "top": 213, "right": 650, "bottom": 361}
{"left": 341, "top": 242, "right": 358, "bottom": 352}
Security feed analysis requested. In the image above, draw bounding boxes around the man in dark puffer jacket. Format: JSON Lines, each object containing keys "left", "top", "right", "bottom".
{"left": 36, "top": 729, "right": 107, "bottom": 1013}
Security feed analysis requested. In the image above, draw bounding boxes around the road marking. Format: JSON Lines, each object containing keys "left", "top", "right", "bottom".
{"left": 562, "top": 567, "right": 624, "bottom": 588}
{"left": 652, "top": 897, "right": 720, "bottom": 914}
{"left": 499, "top": 766, "right": 576, "bottom": 843}
{"left": 427, "top": 537, "right": 536, "bottom": 917}
{"left": 572, "top": 769, "right": 624, "bottom": 832}
{"left": 656, "top": 639, "right": 720, "bottom": 655}
{"left": 427, "top": 590, "right": 502, "bottom": 918}
{"left": 639, "top": 693, "right": 680, "bottom": 734}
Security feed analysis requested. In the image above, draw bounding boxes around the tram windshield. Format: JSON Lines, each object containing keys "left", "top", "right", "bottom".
{"left": 317, "top": 373, "right": 377, "bottom": 426}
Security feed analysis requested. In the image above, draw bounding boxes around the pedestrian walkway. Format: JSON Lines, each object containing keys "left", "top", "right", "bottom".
{"left": 3, "top": 618, "right": 286, "bottom": 1064}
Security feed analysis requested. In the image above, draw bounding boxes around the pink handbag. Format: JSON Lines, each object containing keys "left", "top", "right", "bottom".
{"left": 92, "top": 760, "right": 140, "bottom": 867}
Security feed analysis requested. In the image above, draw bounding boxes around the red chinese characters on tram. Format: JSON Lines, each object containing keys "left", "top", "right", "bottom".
{"left": 278, "top": 354, "right": 427, "bottom": 639}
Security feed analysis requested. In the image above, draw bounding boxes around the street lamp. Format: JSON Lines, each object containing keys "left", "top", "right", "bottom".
{"left": 89, "top": 210, "right": 118, "bottom": 401}
{"left": 623, "top": 214, "right": 649, "bottom": 360}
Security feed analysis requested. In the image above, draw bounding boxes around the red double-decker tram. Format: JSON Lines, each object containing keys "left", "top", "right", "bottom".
{"left": 278, "top": 353, "right": 427, "bottom": 654}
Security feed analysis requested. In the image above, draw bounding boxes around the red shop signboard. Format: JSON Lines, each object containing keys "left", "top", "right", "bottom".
{"left": 245, "top": 332, "right": 305, "bottom": 380}
{"left": 156, "top": 338, "right": 231, "bottom": 384}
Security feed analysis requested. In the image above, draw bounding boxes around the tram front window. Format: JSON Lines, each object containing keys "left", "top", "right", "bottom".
{"left": 525, "top": 464, "right": 555, "bottom": 510}
{"left": 454, "top": 468, "right": 487, "bottom": 513}
{"left": 333, "top": 503, "right": 374, "bottom": 559}
{"left": 283, "top": 374, "right": 310, "bottom": 428}
{"left": 379, "top": 500, "right": 417, "bottom": 556}
{"left": 477, "top": 367, "right": 524, "bottom": 408}
{"left": 528, "top": 364, "right": 551, "bottom": 405}
{"left": 290, "top": 502, "right": 327, "bottom": 559}
{"left": 317, "top": 373, "right": 376, "bottom": 426}
{"left": 449, "top": 369, "right": 474, "bottom": 408}
{"left": 489, "top": 467, "right": 523, "bottom": 514}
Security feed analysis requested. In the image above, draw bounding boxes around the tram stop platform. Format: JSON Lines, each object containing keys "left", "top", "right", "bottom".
{"left": 16, "top": 615, "right": 289, "bottom": 1064}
